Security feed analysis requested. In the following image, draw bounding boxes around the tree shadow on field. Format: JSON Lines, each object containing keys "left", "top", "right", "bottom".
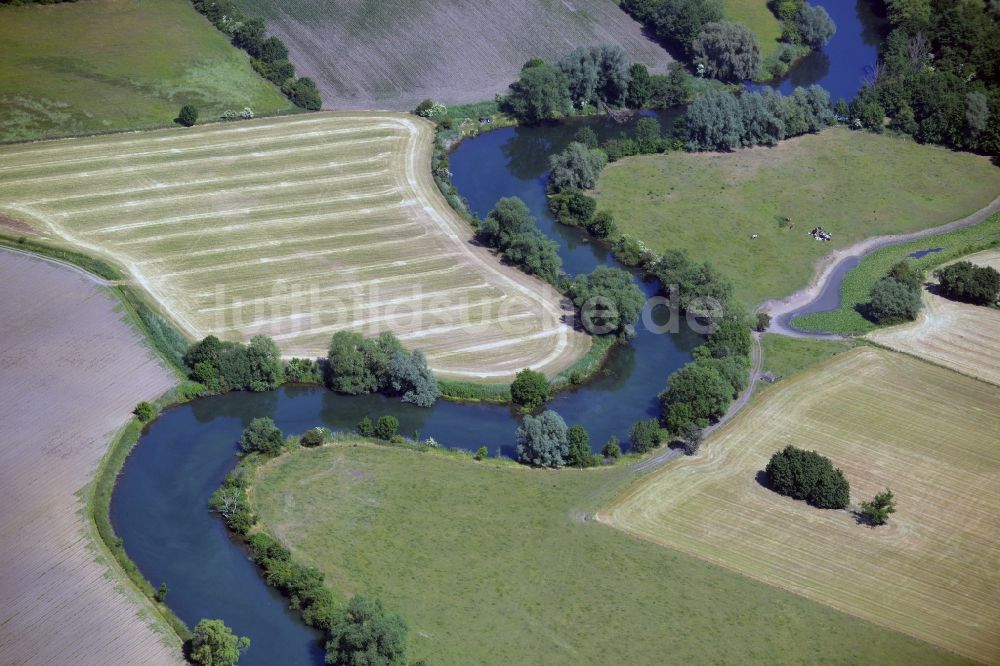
{"left": 754, "top": 470, "right": 770, "bottom": 490}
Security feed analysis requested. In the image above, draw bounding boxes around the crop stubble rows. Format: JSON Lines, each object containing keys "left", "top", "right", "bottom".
{"left": 0, "top": 113, "right": 589, "bottom": 379}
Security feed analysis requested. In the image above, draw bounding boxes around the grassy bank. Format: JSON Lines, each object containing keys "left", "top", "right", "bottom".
{"left": 593, "top": 128, "right": 1000, "bottom": 306}
{"left": 252, "top": 441, "right": 959, "bottom": 665}
{"left": 793, "top": 212, "right": 1000, "bottom": 334}
{"left": 0, "top": 0, "right": 291, "bottom": 142}
{"left": 760, "top": 333, "right": 855, "bottom": 380}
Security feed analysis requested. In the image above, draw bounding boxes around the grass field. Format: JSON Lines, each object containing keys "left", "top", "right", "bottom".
{"left": 723, "top": 0, "right": 783, "bottom": 58}
{"left": 793, "top": 212, "right": 1000, "bottom": 334}
{"left": 601, "top": 347, "right": 1000, "bottom": 663}
{"left": 0, "top": 250, "right": 180, "bottom": 665}
{"left": 252, "top": 440, "right": 963, "bottom": 665}
{"left": 760, "top": 333, "right": 853, "bottom": 379}
{"left": 867, "top": 249, "right": 1000, "bottom": 386}
{"left": 592, "top": 128, "right": 1000, "bottom": 306}
{"left": 0, "top": 112, "right": 589, "bottom": 379}
{"left": 234, "top": 0, "right": 674, "bottom": 110}
{"left": 0, "top": 0, "right": 291, "bottom": 144}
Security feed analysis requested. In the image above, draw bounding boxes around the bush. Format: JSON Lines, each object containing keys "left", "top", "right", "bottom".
{"left": 300, "top": 427, "right": 325, "bottom": 447}
{"left": 283, "top": 77, "right": 322, "bottom": 110}
{"left": 516, "top": 410, "right": 570, "bottom": 467}
{"left": 327, "top": 330, "right": 402, "bottom": 395}
{"left": 754, "top": 312, "right": 772, "bottom": 332}
{"left": 566, "top": 424, "right": 595, "bottom": 467}
{"left": 548, "top": 142, "right": 608, "bottom": 192}
{"left": 474, "top": 446, "right": 489, "bottom": 461}
{"left": 601, "top": 436, "right": 622, "bottom": 460}
{"left": 692, "top": 21, "right": 761, "bottom": 83}
{"left": 477, "top": 197, "right": 562, "bottom": 284}
{"left": 796, "top": 4, "right": 836, "bottom": 47}
{"left": 867, "top": 276, "right": 922, "bottom": 324}
{"left": 568, "top": 266, "right": 645, "bottom": 336}
{"left": 557, "top": 45, "right": 631, "bottom": 107}
{"left": 285, "top": 357, "right": 323, "bottom": 384}
{"left": 859, "top": 488, "right": 896, "bottom": 526}
{"left": 934, "top": 261, "right": 1000, "bottom": 305}
{"left": 549, "top": 189, "right": 597, "bottom": 226}
{"left": 629, "top": 418, "right": 663, "bottom": 454}
{"left": 510, "top": 368, "right": 551, "bottom": 410}
{"left": 502, "top": 62, "right": 572, "bottom": 123}
{"left": 764, "top": 445, "right": 850, "bottom": 509}
{"left": 374, "top": 415, "right": 399, "bottom": 441}
{"left": 622, "top": 0, "right": 725, "bottom": 57}
{"left": 387, "top": 349, "right": 439, "bottom": 407}
{"left": 184, "top": 335, "right": 284, "bottom": 393}
{"left": 189, "top": 619, "right": 249, "bottom": 666}
{"left": 177, "top": 104, "right": 198, "bottom": 127}
{"left": 134, "top": 401, "right": 156, "bottom": 422}
{"left": 659, "top": 361, "right": 734, "bottom": 433}
{"left": 325, "top": 596, "right": 408, "bottom": 666}
{"left": 357, "top": 416, "right": 374, "bottom": 437}
{"left": 587, "top": 211, "right": 618, "bottom": 239}
{"left": 239, "top": 417, "right": 284, "bottom": 456}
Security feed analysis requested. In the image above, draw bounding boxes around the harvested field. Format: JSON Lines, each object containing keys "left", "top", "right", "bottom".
{"left": 0, "top": 112, "right": 589, "bottom": 379}
{"left": 0, "top": 250, "right": 180, "bottom": 664}
{"left": 867, "top": 249, "right": 1000, "bottom": 386}
{"left": 601, "top": 347, "right": 1000, "bottom": 663}
{"left": 234, "top": 0, "right": 674, "bottom": 110}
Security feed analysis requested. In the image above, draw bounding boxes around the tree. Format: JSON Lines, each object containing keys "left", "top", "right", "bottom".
{"left": 258, "top": 36, "right": 289, "bottom": 63}
{"left": 705, "top": 318, "right": 752, "bottom": 359}
{"left": 626, "top": 62, "right": 652, "bottom": 108}
{"left": 641, "top": 0, "right": 725, "bottom": 57}
{"left": 648, "top": 62, "right": 691, "bottom": 108}
{"left": 569, "top": 266, "right": 644, "bottom": 336}
{"left": 754, "top": 312, "right": 771, "bottom": 332}
{"left": 510, "top": 368, "right": 550, "bottom": 410}
{"left": 387, "top": 349, "right": 439, "bottom": 407}
{"left": 934, "top": 261, "right": 1000, "bottom": 305}
{"left": 558, "top": 45, "right": 631, "bottom": 107}
{"left": 134, "top": 401, "right": 157, "bottom": 422}
{"left": 327, "top": 331, "right": 402, "bottom": 395}
{"left": 189, "top": 619, "right": 250, "bottom": 666}
{"left": 233, "top": 17, "right": 266, "bottom": 56}
{"left": 178, "top": 105, "right": 199, "bottom": 127}
{"left": 796, "top": 4, "right": 836, "bottom": 48}
{"left": 246, "top": 334, "right": 284, "bottom": 391}
{"left": 240, "top": 417, "right": 284, "bottom": 456}
{"left": 548, "top": 142, "right": 608, "bottom": 191}
{"left": 860, "top": 488, "right": 897, "bottom": 526}
{"left": 629, "top": 418, "right": 663, "bottom": 454}
{"left": 283, "top": 77, "right": 322, "bottom": 110}
{"left": 566, "top": 424, "right": 593, "bottom": 467}
{"left": 965, "top": 92, "right": 989, "bottom": 138}
{"left": 503, "top": 233, "right": 562, "bottom": 284}
{"left": 474, "top": 446, "right": 489, "bottom": 461}
{"left": 357, "top": 416, "right": 374, "bottom": 437}
{"left": 374, "top": 415, "right": 399, "bottom": 441}
{"left": 634, "top": 117, "right": 664, "bottom": 153}
{"left": 516, "top": 410, "right": 570, "bottom": 467}
{"left": 574, "top": 126, "right": 599, "bottom": 149}
{"left": 764, "top": 445, "right": 850, "bottom": 509}
{"left": 659, "top": 362, "right": 733, "bottom": 433}
{"left": 867, "top": 277, "right": 922, "bottom": 323}
{"left": 549, "top": 189, "right": 597, "bottom": 226}
{"left": 325, "top": 596, "right": 408, "bottom": 666}
{"left": 504, "top": 62, "right": 572, "bottom": 123}
{"left": 477, "top": 196, "right": 537, "bottom": 249}
{"left": 677, "top": 421, "right": 704, "bottom": 455}
{"left": 300, "top": 427, "right": 325, "bottom": 447}
{"left": 587, "top": 211, "right": 618, "bottom": 239}
{"left": 601, "top": 436, "right": 622, "bottom": 460}
{"left": 155, "top": 582, "right": 168, "bottom": 602}
{"left": 692, "top": 21, "right": 760, "bottom": 83}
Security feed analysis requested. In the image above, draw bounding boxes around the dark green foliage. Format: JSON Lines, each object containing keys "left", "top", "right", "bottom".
{"left": 516, "top": 410, "right": 570, "bottom": 467}
{"left": 245, "top": 532, "right": 337, "bottom": 632}
{"left": 867, "top": 277, "right": 922, "bottom": 324}
{"left": 692, "top": 21, "right": 761, "bottom": 82}
{"left": 626, "top": 63, "right": 652, "bottom": 108}
{"left": 189, "top": 619, "right": 249, "bottom": 666}
{"left": 478, "top": 197, "right": 562, "bottom": 283}
{"left": 755, "top": 312, "right": 772, "bottom": 332}
{"left": 177, "top": 104, "right": 198, "bottom": 127}
{"left": 326, "top": 331, "right": 402, "bottom": 395}
{"left": 414, "top": 99, "right": 434, "bottom": 115}
{"left": 623, "top": 0, "right": 725, "bottom": 57}
{"left": 660, "top": 362, "right": 734, "bottom": 433}
{"left": 357, "top": 416, "right": 374, "bottom": 437}
{"left": 300, "top": 428, "right": 326, "bottom": 447}
{"left": 611, "top": 235, "right": 653, "bottom": 268}
{"left": 934, "top": 261, "right": 1000, "bottom": 305}
{"left": 705, "top": 318, "right": 753, "bottom": 359}
{"left": 240, "top": 417, "right": 284, "bottom": 456}
{"left": 258, "top": 36, "right": 288, "bottom": 63}
{"left": 510, "top": 368, "right": 551, "bottom": 410}
{"left": 474, "top": 446, "right": 489, "bottom": 461}
{"left": 764, "top": 445, "right": 850, "bottom": 509}
{"left": 557, "top": 45, "right": 632, "bottom": 108}
{"left": 859, "top": 488, "right": 897, "bottom": 526}
{"left": 629, "top": 418, "right": 663, "bottom": 454}
{"left": 587, "top": 211, "right": 618, "bottom": 239}
{"left": 155, "top": 582, "right": 168, "bottom": 603}
{"left": 700, "top": 356, "right": 749, "bottom": 397}
{"left": 602, "top": 436, "right": 622, "bottom": 459}
{"left": 549, "top": 189, "right": 597, "bottom": 227}
{"left": 649, "top": 248, "right": 733, "bottom": 312}
{"left": 634, "top": 117, "right": 666, "bottom": 153}
{"left": 504, "top": 233, "right": 562, "bottom": 284}
{"left": 677, "top": 421, "right": 704, "bottom": 455}
{"left": 374, "top": 415, "right": 399, "bottom": 441}
{"left": 285, "top": 358, "right": 323, "bottom": 384}
{"left": 387, "top": 349, "right": 439, "bottom": 407}
{"left": 325, "top": 596, "right": 408, "bottom": 666}
{"left": 796, "top": 4, "right": 836, "bottom": 47}
{"left": 648, "top": 62, "right": 692, "bottom": 108}
{"left": 211, "top": 468, "right": 255, "bottom": 534}
{"left": 283, "top": 77, "right": 322, "bottom": 110}
{"left": 254, "top": 58, "right": 296, "bottom": 86}
{"left": 548, "top": 142, "right": 608, "bottom": 192}
{"left": 573, "top": 126, "right": 599, "bottom": 149}
{"left": 134, "top": 401, "right": 156, "bottom": 422}
{"left": 477, "top": 196, "right": 537, "bottom": 248}
{"left": 569, "top": 266, "right": 645, "bottom": 336}
{"left": 184, "top": 335, "right": 284, "bottom": 393}
{"left": 502, "top": 62, "right": 573, "bottom": 123}
{"left": 566, "top": 424, "right": 595, "bottom": 467}
{"left": 233, "top": 17, "right": 267, "bottom": 56}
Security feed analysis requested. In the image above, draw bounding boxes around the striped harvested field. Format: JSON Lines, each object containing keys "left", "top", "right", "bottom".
{"left": 0, "top": 112, "right": 589, "bottom": 379}
{"left": 600, "top": 348, "right": 1000, "bottom": 663}
{"left": 0, "top": 250, "right": 180, "bottom": 665}
{"left": 868, "top": 249, "right": 1000, "bottom": 386}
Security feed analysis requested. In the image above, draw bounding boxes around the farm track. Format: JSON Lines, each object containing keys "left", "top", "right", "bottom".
{"left": 0, "top": 249, "right": 180, "bottom": 665}
{"left": 0, "top": 112, "right": 590, "bottom": 379}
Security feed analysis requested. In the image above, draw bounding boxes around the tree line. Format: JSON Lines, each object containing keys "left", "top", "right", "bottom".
{"left": 190, "top": 0, "right": 321, "bottom": 110}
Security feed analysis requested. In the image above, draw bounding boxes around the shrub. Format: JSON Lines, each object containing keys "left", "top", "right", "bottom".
{"left": 796, "top": 4, "right": 836, "bottom": 47}
{"left": 629, "top": 418, "right": 663, "bottom": 454}
{"left": 357, "top": 416, "right": 374, "bottom": 437}
{"left": 867, "top": 276, "right": 922, "bottom": 324}
{"left": 764, "top": 445, "right": 850, "bottom": 509}
{"left": 184, "top": 334, "right": 284, "bottom": 393}
{"left": 154, "top": 582, "right": 168, "bottom": 602}
{"left": 549, "top": 189, "right": 597, "bottom": 226}
{"left": 587, "top": 211, "right": 618, "bottom": 239}
{"left": 285, "top": 357, "right": 323, "bottom": 384}
{"left": 566, "top": 424, "right": 594, "bottom": 467}
{"left": 692, "top": 21, "right": 761, "bottom": 83}
{"left": 548, "top": 142, "right": 608, "bottom": 191}
{"left": 474, "top": 446, "right": 489, "bottom": 461}
{"left": 602, "top": 436, "right": 622, "bottom": 460}
{"left": 387, "top": 349, "right": 439, "bottom": 407}
{"left": 510, "top": 368, "right": 550, "bottom": 410}
{"left": 325, "top": 596, "right": 408, "bottom": 666}
{"left": 934, "top": 261, "right": 1000, "bottom": 305}
{"left": 239, "top": 417, "right": 284, "bottom": 456}
{"left": 502, "top": 62, "right": 572, "bottom": 123}
{"left": 177, "top": 104, "right": 198, "bottom": 127}
{"left": 300, "top": 427, "right": 325, "bottom": 447}
{"left": 659, "top": 361, "right": 734, "bottom": 433}
{"left": 134, "top": 401, "right": 156, "bottom": 422}
{"left": 374, "top": 415, "right": 399, "bottom": 441}
{"left": 859, "top": 488, "right": 896, "bottom": 526}
{"left": 282, "top": 77, "right": 322, "bottom": 110}
{"left": 516, "top": 410, "right": 570, "bottom": 467}
{"left": 568, "top": 266, "right": 645, "bottom": 336}
{"left": 189, "top": 619, "right": 249, "bottom": 666}
{"left": 327, "top": 330, "right": 402, "bottom": 395}
{"left": 754, "top": 312, "right": 772, "bottom": 332}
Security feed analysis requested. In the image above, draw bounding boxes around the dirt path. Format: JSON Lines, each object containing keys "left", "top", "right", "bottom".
{"left": 761, "top": 194, "right": 1000, "bottom": 338}
{"left": 0, "top": 249, "right": 182, "bottom": 665}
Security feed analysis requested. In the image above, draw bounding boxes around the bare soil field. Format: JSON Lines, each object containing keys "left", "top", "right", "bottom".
{"left": 0, "top": 112, "right": 589, "bottom": 379}
{"left": 0, "top": 250, "right": 180, "bottom": 665}
{"left": 600, "top": 348, "right": 1000, "bottom": 663}
{"left": 867, "top": 249, "right": 1000, "bottom": 386}
{"left": 234, "top": 0, "right": 674, "bottom": 110}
